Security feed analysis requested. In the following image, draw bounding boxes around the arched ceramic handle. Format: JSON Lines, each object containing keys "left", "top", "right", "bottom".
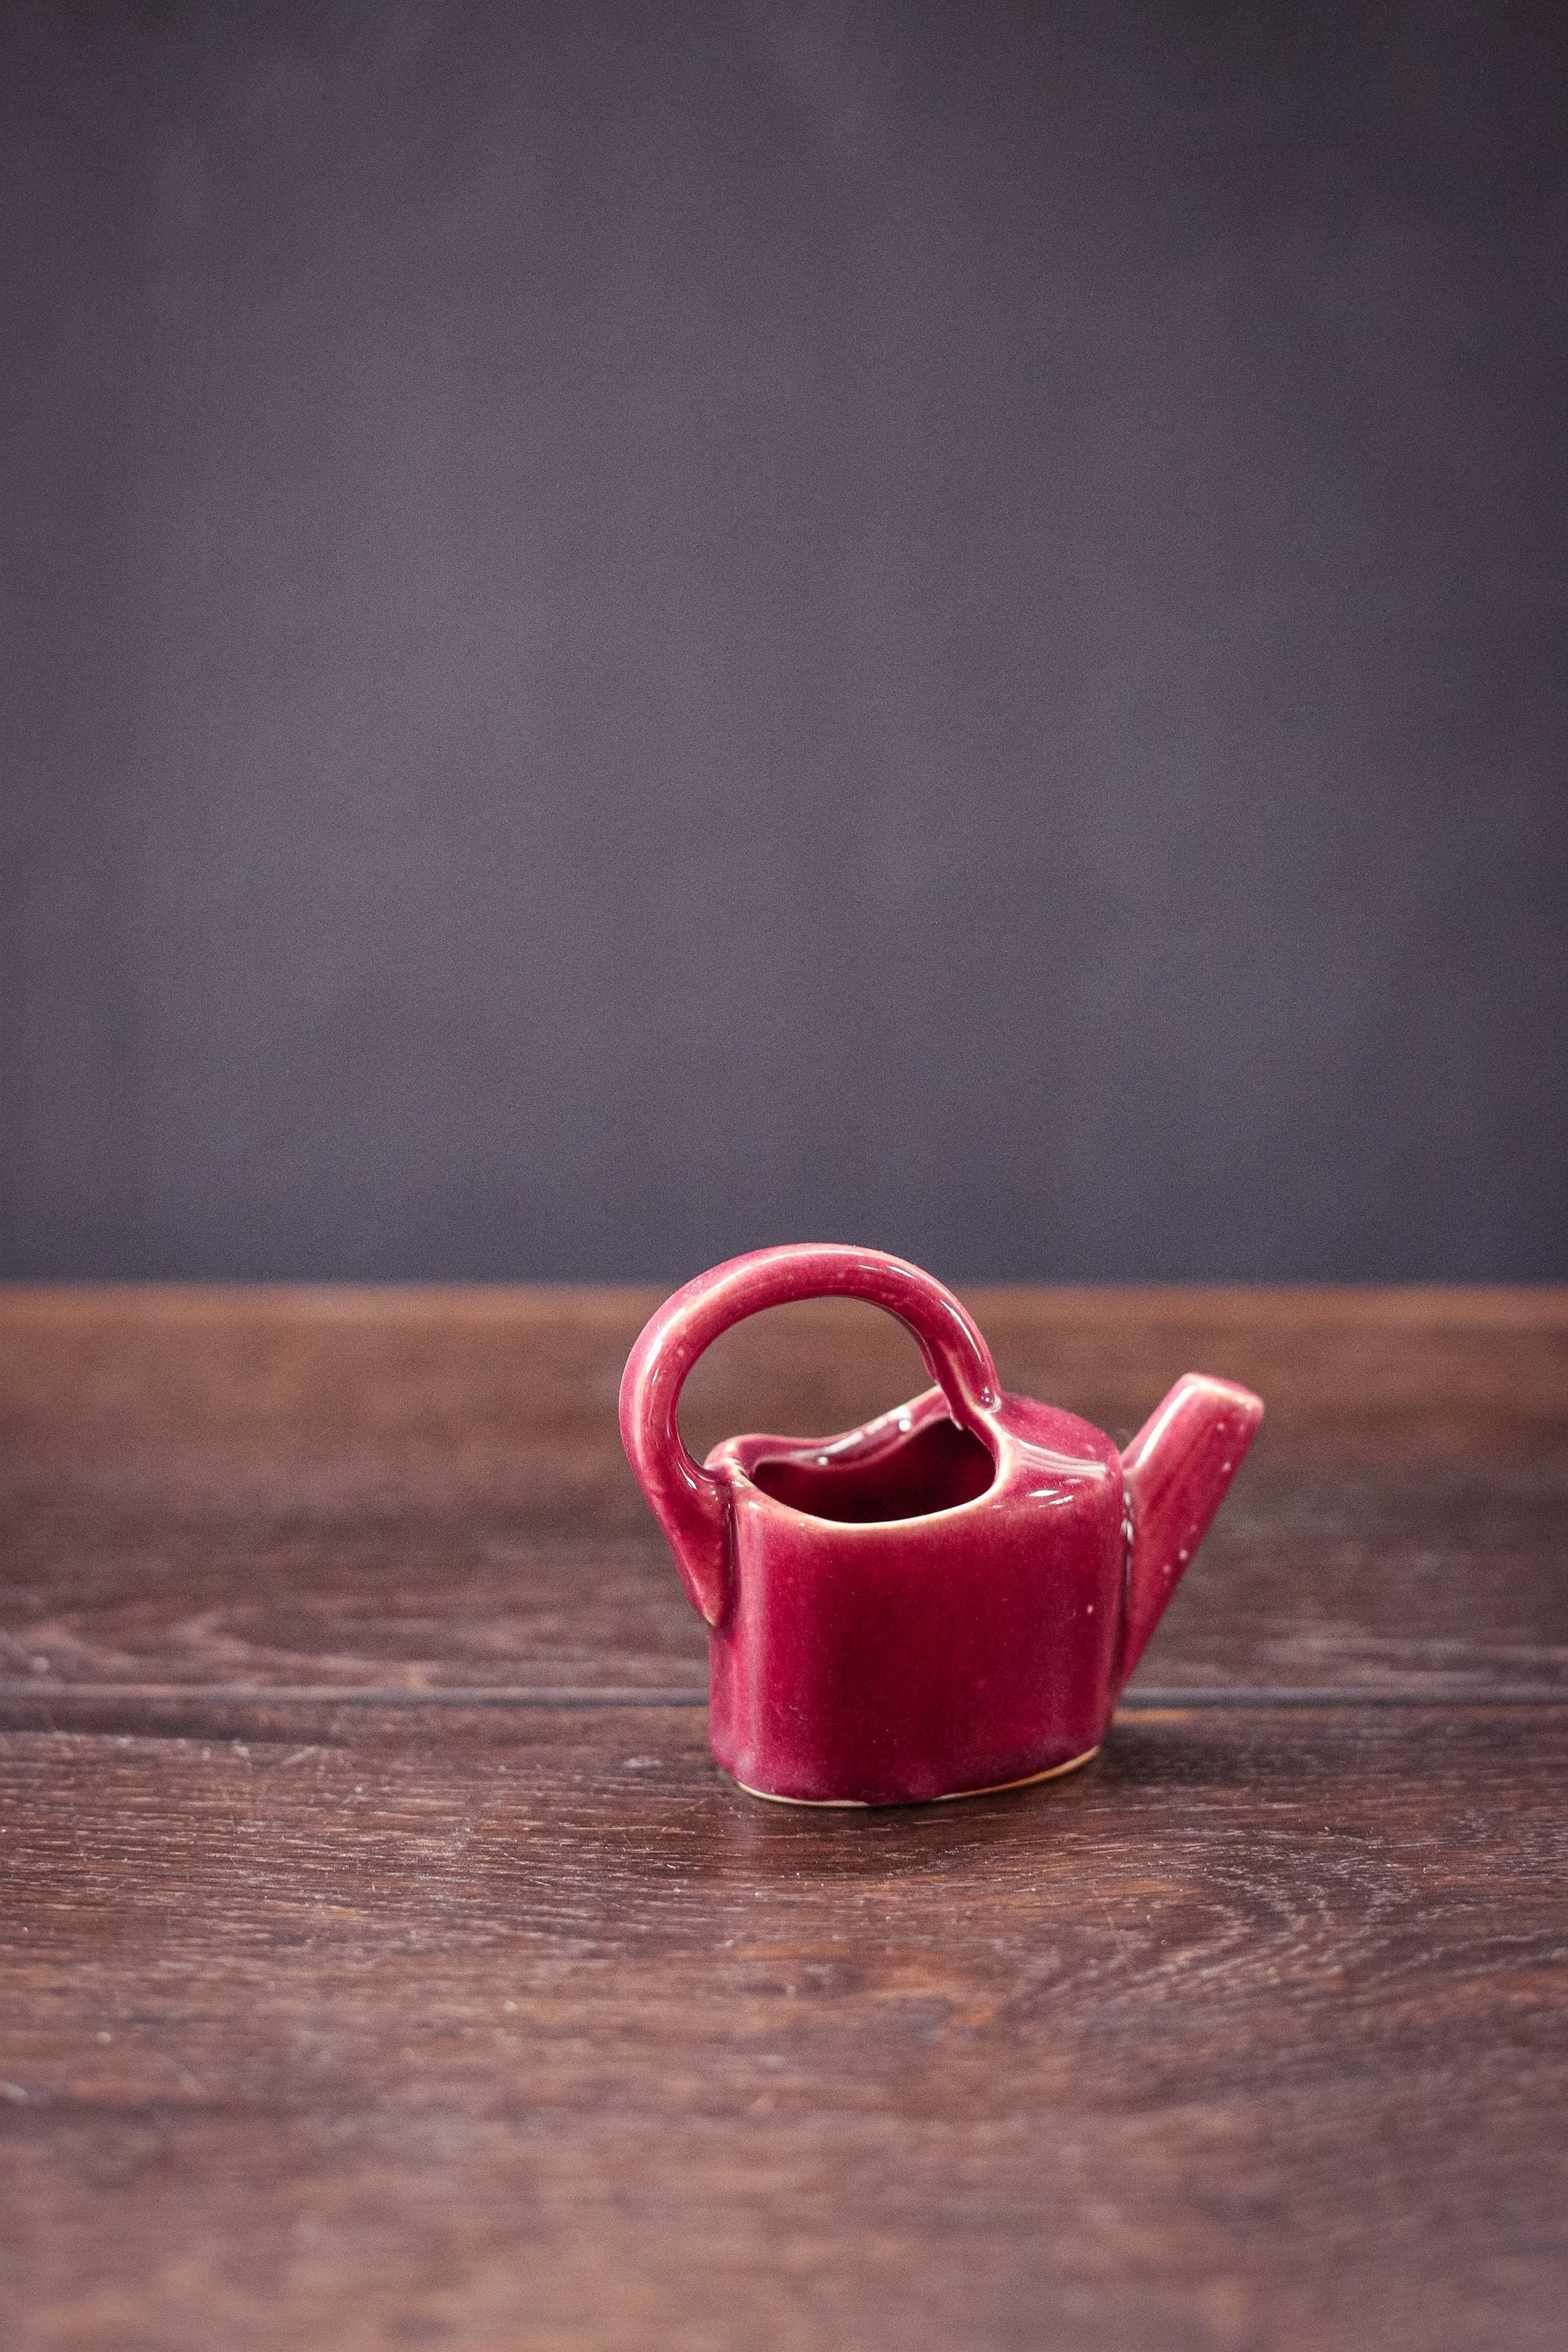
{"left": 619, "top": 1243, "right": 1000, "bottom": 1625}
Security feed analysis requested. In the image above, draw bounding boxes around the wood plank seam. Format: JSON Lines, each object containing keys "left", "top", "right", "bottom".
{"left": 0, "top": 1682, "right": 1563, "bottom": 1708}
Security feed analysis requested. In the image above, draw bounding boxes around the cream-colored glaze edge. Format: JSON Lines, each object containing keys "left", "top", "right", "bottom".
{"left": 730, "top": 1742, "right": 1101, "bottom": 1809}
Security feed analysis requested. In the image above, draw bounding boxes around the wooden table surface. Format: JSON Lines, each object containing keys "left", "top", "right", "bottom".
{"left": 2, "top": 1286, "right": 1565, "bottom": 2352}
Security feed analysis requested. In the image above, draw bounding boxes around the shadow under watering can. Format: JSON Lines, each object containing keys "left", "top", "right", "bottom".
{"left": 621, "top": 1245, "right": 1263, "bottom": 1807}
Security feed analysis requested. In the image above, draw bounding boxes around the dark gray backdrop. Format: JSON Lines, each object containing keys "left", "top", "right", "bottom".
{"left": 4, "top": 1, "right": 1566, "bottom": 1281}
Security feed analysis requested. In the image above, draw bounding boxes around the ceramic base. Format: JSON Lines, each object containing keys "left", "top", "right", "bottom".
{"left": 731, "top": 1743, "right": 1101, "bottom": 1809}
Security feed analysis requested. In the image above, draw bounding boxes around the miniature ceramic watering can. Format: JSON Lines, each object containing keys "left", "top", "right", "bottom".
{"left": 620, "top": 1245, "right": 1263, "bottom": 1807}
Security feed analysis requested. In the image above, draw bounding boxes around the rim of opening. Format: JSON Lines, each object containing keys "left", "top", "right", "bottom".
{"left": 733, "top": 1414, "right": 1004, "bottom": 1531}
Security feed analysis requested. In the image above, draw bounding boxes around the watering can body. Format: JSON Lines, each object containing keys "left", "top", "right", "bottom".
{"left": 620, "top": 1246, "right": 1263, "bottom": 1807}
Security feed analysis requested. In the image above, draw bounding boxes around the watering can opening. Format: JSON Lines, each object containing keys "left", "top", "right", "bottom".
{"left": 749, "top": 1409, "right": 997, "bottom": 1525}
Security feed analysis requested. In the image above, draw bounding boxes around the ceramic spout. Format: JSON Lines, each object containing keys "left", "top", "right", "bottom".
{"left": 1117, "top": 1373, "right": 1264, "bottom": 1684}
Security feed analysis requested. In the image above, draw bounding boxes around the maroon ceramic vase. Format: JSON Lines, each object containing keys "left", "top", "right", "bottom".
{"left": 620, "top": 1244, "right": 1263, "bottom": 1807}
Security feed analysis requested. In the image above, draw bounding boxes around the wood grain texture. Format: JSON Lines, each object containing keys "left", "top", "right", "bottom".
{"left": 4, "top": 1285, "right": 1567, "bottom": 1477}
{"left": 2, "top": 1288, "right": 1564, "bottom": 1702}
{"left": 1, "top": 1288, "right": 1565, "bottom": 2350}
{"left": 2, "top": 1456, "right": 1566, "bottom": 1706}
{"left": 2, "top": 1707, "right": 1565, "bottom": 2352}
